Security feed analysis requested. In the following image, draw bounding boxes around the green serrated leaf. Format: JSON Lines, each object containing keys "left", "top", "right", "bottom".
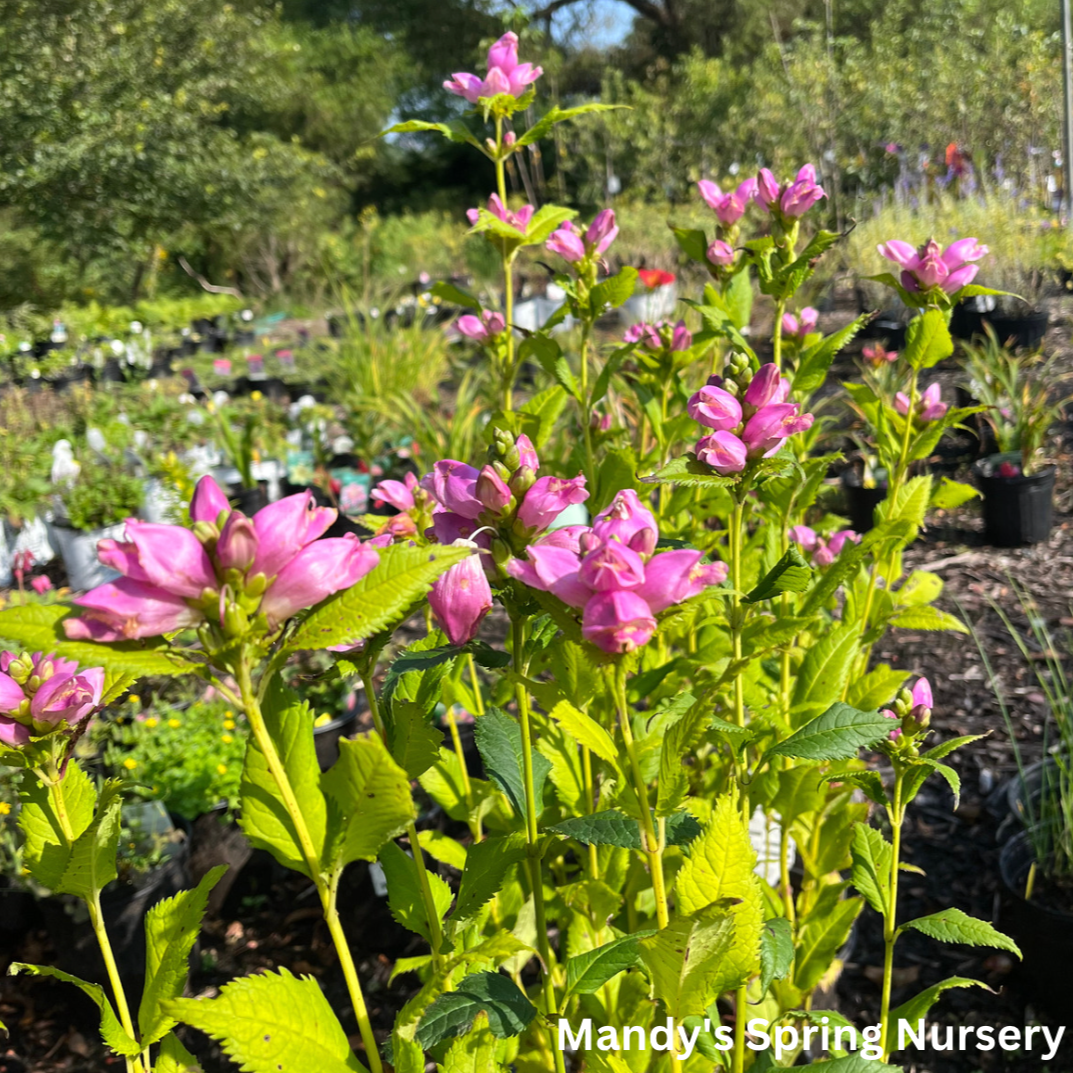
{"left": 164, "top": 967, "right": 366, "bottom": 1073}
{"left": 549, "top": 809, "right": 700, "bottom": 849}
{"left": 850, "top": 825, "right": 892, "bottom": 917}
{"left": 902, "top": 308, "right": 953, "bottom": 370}
{"left": 8, "top": 962, "right": 141, "bottom": 1058}
{"left": 845, "top": 665, "right": 909, "bottom": 711}
{"left": 379, "top": 841, "right": 453, "bottom": 943}
{"left": 791, "top": 627, "right": 860, "bottom": 714}
{"left": 156, "top": 1032, "right": 203, "bottom": 1072}
{"left": 793, "top": 890, "right": 862, "bottom": 991}
{"left": 590, "top": 267, "right": 638, "bottom": 315}
{"left": 900, "top": 907, "right": 1021, "bottom": 956}
{"left": 19, "top": 760, "right": 97, "bottom": 891}
{"left": 239, "top": 684, "right": 326, "bottom": 880}
{"left": 387, "top": 701, "right": 444, "bottom": 781}
{"left": 430, "top": 281, "right": 480, "bottom": 311}
{"left": 930, "top": 477, "right": 979, "bottom": 510}
{"left": 473, "top": 708, "right": 551, "bottom": 818}
{"left": 139, "top": 865, "right": 228, "bottom": 1046}
{"left": 416, "top": 972, "right": 537, "bottom": 1048}
{"left": 746, "top": 547, "right": 812, "bottom": 603}
{"left": 565, "top": 932, "right": 653, "bottom": 997}
{"left": 768, "top": 703, "right": 893, "bottom": 762}
{"left": 640, "top": 456, "right": 736, "bottom": 487}
{"left": 548, "top": 700, "right": 616, "bottom": 764}
{"left": 888, "top": 976, "right": 993, "bottom": 1027}
{"left": 322, "top": 736, "right": 414, "bottom": 871}
{"left": 55, "top": 780, "right": 122, "bottom": 899}
{"left": 440, "top": 1011, "right": 499, "bottom": 1073}
{"left": 451, "top": 833, "right": 527, "bottom": 927}
{"left": 759, "top": 917, "right": 794, "bottom": 994}
{"left": 286, "top": 543, "right": 469, "bottom": 652}
{"left": 890, "top": 605, "right": 968, "bottom": 633}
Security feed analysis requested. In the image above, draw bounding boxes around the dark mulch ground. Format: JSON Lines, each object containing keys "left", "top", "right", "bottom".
{"left": 4, "top": 292, "right": 1073, "bottom": 1071}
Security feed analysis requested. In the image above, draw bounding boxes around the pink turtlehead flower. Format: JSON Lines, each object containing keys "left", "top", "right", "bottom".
{"left": 586, "top": 210, "right": 618, "bottom": 254}
{"left": 742, "top": 404, "right": 814, "bottom": 458}
{"left": 791, "top": 526, "right": 860, "bottom": 567}
{"left": 582, "top": 590, "right": 656, "bottom": 654}
{"left": 445, "top": 32, "right": 543, "bottom": 102}
{"left": 475, "top": 466, "right": 512, "bottom": 514}
{"left": 697, "top": 177, "right": 758, "bottom": 227}
{"left": 862, "top": 343, "right": 898, "bottom": 365}
{"left": 466, "top": 194, "right": 535, "bottom": 235}
{"left": 593, "top": 489, "right": 657, "bottom": 550}
{"left": 517, "top": 475, "right": 589, "bottom": 532}
{"left": 688, "top": 384, "right": 743, "bottom": 431}
{"left": 546, "top": 221, "right": 585, "bottom": 263}
{"left": 782, "top": 307, "right": 819, "bottom": 339}
{"left": 881, "top": 709, "right": 903, "bottom": 740}
{"left": 516, "top": 433, "right": 539, "bottom": 472}
{"left": 742, "top": 364, "right": 791, "bottom": 411}
{"left": 877, "top": 237, "right": 988, "bottom": 294}
{"left": 0, "top": 651, "right": 104, "bottom": 738}
{"left": 788, "top": 525, "right": 820, "bottom": 552}
{"left": 754, "top": 165, "right": 826, "bottom": 217}
{"left": 624, "top": 320, "right": 691, "bottom": 352}
{"left": 895, "top": 382, "right": 948, "bottom": 422}
{"left": 64, "top": 476, "right": 379, "bottom": 641}
{"left": 547, "top": 210, "right": 619, "bottom": 264}
{"left": 911, "top": 677, "right": 933, "bottom": 709}
{"left": 421, "top": 460, "right": 483, "bottom": 519}
{"left": 30, "top": 576, "right": 52, "bottom": 595}
{"left": 373, "top": 473, "right": 418, "bottom": 513}
{"left": 707, "top": 240, "right": 735, "bottom": 266}
{"left": 695, "top": 431, "right": 748, "bottom": 475}
{"left": 428, "top": 548, "right": 493, "bottom": 645}
{"left": 456, "top": 310, "right": 507, "bottom": 344}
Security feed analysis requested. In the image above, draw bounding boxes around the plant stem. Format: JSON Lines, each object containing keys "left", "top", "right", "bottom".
{"left": 362, "top": 671, "right": 446, "bottom": 963}
{"left": 614, "top": 661, "right": 669, "bottom": 930}
{"left": 87, "top": 894, "right": 142, "bottom": 1073}
{"left": 578, "top": 316, "right": 597, "bottom": 488}
{"left": 446, "top": 705, "right": 481, "bottom": 842}
{"left": 729, "top": 497, "right": 747, "bottom": 729}
{"left": 581, "top": 745, "right": 600, "bottom": 880}
{"left": 494, "top": 117, "right": 516, "bottom": 411}
{"left": 733, "top": 985, "right": 748, "bottom": 1073}
{"left": 235, "top": 659, "right": 382, "bottom": 1073}
{"left": 773, "top": 297, "right": 786, "bottom": 370}
{"left": 879, "top": 770, "right": 905, "bottom": 1061}
{"left": 511, "top": 616, "right": 565, "bottom": 1073}
{"left": 466, "top": 652, "right": 486, "bottom": 716}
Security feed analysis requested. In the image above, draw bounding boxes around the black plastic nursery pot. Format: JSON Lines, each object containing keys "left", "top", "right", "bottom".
{"left": 973, "top": 455, "right": 1055, "bottom": 547}
{"left": 840, "top": 471, "right": 887, "bottom": 533}
{"left": 998, "top": 830, "right": 1073, "bottom": 1021}
{"left": 986, "top": 308, "right": 1050, "bottom": 351}
{"left": 314, "top": 710, "right": 359, "bottom": 771}
{"left": 230, "top": 484, "right": 269, "bottom": 514}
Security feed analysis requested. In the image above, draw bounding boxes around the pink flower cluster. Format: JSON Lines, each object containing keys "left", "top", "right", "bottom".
{"left": 64, "top": 477, "right": 379, "bottom": 642}
{"left": 788, "top": 525, "right": 860, "bottom": 568}
{"left": 782, "top": 308, "right": 818, "bottom": 339}
{"left": 624, "top": 320, "right": 692, "bottom": 352}
{"left": 862, "top": 343, "right": 898, "bottom": 366}
{"left": 877, "top": 238, "right": 988, "bottom": 295}
{"left": 456, "top": 309, "right": 506, "bottom": 344}
{"left": 883, "top": 677, "right": 932, "bottom": 740}
{"left": 416, "top": 435, "right": 588, "bottom": 645}
{"left": 688, "top": 364, "right": 814, "bottom": 475}
{"left": 895, "top": 382, "right": 948, "bottom": 423}
{"left": 444, "top": 32, "right": 542, "bottom": 103}
{"left": 756, "top": 164, "right": 827, "bottom": 218}
{"left": 466, "top": 194, "right": 534, "bottom": 235}
{"left": 697, "top": 178, "right": 758, "bottom": 227}
{"left": 0, "top": 651, "right": 104, "bottom": 746}
{"left": 546, "top": 210, "right": 618, "bottom": 263}
{"left": 507, "top": 490, "right": 727, "bottom": 653}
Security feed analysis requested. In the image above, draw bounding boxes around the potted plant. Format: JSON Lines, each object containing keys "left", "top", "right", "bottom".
{"left": 50, "top": 456, "right": 144, "bottom": 590}
{"left": 963, "top": 327, "right": 1072, "bottom": 545}
{"left": 971, "top": 601, "right": 1073, "bottom": 1020}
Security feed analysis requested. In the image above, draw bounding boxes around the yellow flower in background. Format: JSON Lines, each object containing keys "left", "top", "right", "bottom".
{"left": 221, "top": 734, "right": 233, "bottom": 744}
{"left": 216, "top": 764, "right": 228, "bottom": 775}
{"left": 123, "top": 758, "right": 138, "bottom": 771}
{"left": 128, "top": 694, "right": 142, "bottom": 708}
{"left": 168, "top": 718, "right": 181, "bottom": 729}
{"left": 223, "top": 718, "right": 236, "bottom": 730}
{"left": 0, "top": 802, "right": 11, "bottom": 816}
{"left": 251, "top": 390, "right": 263, "bottom": 402}
{"left": 145, "top": 717, "right": 159, "bottom": 728}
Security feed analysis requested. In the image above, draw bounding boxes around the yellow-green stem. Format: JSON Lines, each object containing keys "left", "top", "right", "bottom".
{"left": 447, "top": 705, "right": 482, "bottom": 843}
{"left": 512, "top": 617, "right": 566, "bottom": 1073}
{"left": 733, "top": 985, "right": 748, "bottom": 1073}
{"left": 88, "top": 894, "right": 143, "bottom": 1073}
{"left": 581, "top": 746, "right": 600, "bottom": 880}
{"left": 614, "top": 662, "right": 669, "bottom": 930}
{"left": 578, "top": 316, "right": 597, "bottom": 488}
{"left": 772, "top": 297, "right": 786, "bottom": 370}
{"left": 466, "top": 652, "right": 486, "bottom": 716}
{"left": 236, "top": 660, "right": 383, "bottom": 1073}
{"left": 494, "top": 118, "right": 516, "bottom": 411}
{"left": 879, "top": 772, "right": 905, "bottom": 1060}
{"left": 779, "top": 822, "right": 796, "bottom": 928}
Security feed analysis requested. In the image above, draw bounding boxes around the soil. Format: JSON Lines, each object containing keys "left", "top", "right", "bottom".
{"left": 3, "top": 290, "right": 1073, "bottom": 1072}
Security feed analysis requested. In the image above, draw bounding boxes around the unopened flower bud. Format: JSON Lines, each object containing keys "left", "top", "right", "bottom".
{"left": 628, "top": 527, "right": 657, "bottom": 557}
{"left": 504, "top": 131, "right": 517, "bottom": 146}
{"left": 7, "top": 654, "right": 33, "bottom": 686}
{"left": 579, "top": 531, "right": 599, "bottom": 555}
{"left": 192, "top": 520, "right": 220, "bottom": 547}
{"left": 509, "top": 465, "right": 536, "bottom": 497}
{"left": 906, "top": 704, "right": 931, "bottom": 731}
{"left": 476, "top": 465, "right": 512, "bottom": 514}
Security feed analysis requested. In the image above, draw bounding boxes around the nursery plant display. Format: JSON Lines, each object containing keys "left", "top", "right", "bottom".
{"left": 0, "top": 32, "right": 1043, "bottom": 1073}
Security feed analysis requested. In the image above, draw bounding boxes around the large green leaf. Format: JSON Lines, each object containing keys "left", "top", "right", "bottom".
{"left": 640, "top": 456, "right": 736, "bottom": 488}
{"left": 387, "top": 700, "right": 444, "bottom": 780}
{"left": 674, "top": 795, "right": 764, "bottom": 989}
{"left": 793, "top": 314, "right": 870, "bottom": 395}
{"left": 745, "top": 548, "right": 812, "bottom": 603}
{"left": 590, "top": 267, "right": 638, "bottom": 316}
{"left": 156, "top": 1032, "right": 203, "bottom": 1072}
{"left": 473, "top": 708, "right": 551, "bottom": 818}
{"left": 450, "top": 833, "right": 527, "bottom": 927}
{"left": 515, "top": 102, "right": 623, "bottom": 148}
{"left": 548, "top": 700, "right": 617, "bottom": 764}
{"left": 52, "top": 780, "right": 122, "bottom": 899}
{"left": 286, "top": 543, "right": 469, "bottom": 652}
{"left": 322, "top": 736, "right": 414, "bottom": 871}
{"left": 18, "top": 760, "right": 97, "bottom": 891}
{"left": 415, "top": 972, "right": 537, "bottom": 1048}
{"left": 549, "top": 809, "right": 700, "bottom": 849}
{"left": 239, "top": 684, "right": 327, "bottom": 879}
{"left": 0, "top": 603, "right": 198, "bottom": 678}
{"left": 767, "top": 703, "right": 893, "bottom": 762}
{"left": 849, "top": 825, "right": 892, "bottom": 917}
{"left": 439, "top": 1012, "right": 499, "bottom": 1073}
{"left": 139, "top": 866, "right": 228, "bottom": 1046}
{"left": 791, "top": 626, "right": 859, "bottom": 714}
{"left": 639, "top": 905, "right": 739, "bottom": 1017}
{"left": 793, "top": 889, "right": 862, "bottom": 991}
{"left": 565, "top": 932, "right": 654, "bottom": 997}
{"left": 900, "top": 908, "right": 1021, "bottom": 956}
{"left": 379, "top": 841, "right": 453, "bottom": 944}
{"left": 164, "top": 968, "right": 367, "bottom": 1073}
{"left": 902, "top": 308, "right": 953, "bottom": 370}
{"left": 8, "top": 963, "right": 141, "bottom": 1058}
{"left": 656, "top": 695, "right": 712, "bottom": 817}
